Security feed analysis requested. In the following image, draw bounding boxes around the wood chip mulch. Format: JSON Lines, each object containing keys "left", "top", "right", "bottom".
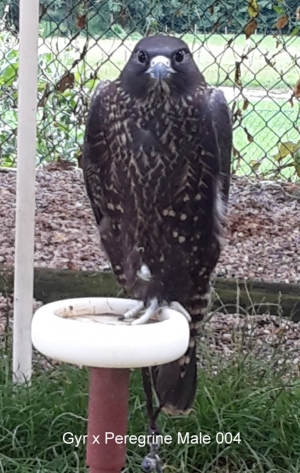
{"left": 1, "top": 168, "right": 300, "bottom": 367}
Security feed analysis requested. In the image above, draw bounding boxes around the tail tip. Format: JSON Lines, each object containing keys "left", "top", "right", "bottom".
{"left": 162, "top": 404, "right": 193, "bottom": 416}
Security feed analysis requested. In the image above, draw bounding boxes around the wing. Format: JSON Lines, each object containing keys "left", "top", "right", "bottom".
{"left": 206, "top": 88, "right": 232, "bottom": 203}
{"left": 82, "top": 80, "right": 110, "bottom": 227}
{"left": 82, "top": 80, "right": 127, "bottom": 285}
{"left": 151, "top": 89, "right": 232, "bottom": 413}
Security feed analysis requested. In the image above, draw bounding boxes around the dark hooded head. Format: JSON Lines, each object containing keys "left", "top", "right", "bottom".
{"left": 120, "top": 35, "right": 205, "bottom": 99}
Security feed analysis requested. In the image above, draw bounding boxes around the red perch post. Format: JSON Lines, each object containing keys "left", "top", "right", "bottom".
{"left": 87, "top": 367, "right": 130, "bottom": 473}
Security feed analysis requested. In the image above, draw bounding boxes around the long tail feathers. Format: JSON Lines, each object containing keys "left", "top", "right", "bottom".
{"left": 151, "top": 291, "right": 212, "bottom": 416}
{"left": 152, "top": 343, "right": 197, "bottom": 415}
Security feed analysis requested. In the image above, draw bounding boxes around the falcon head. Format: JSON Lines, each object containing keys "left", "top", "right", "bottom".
{"left": 120, "top": 35, "right": 205, "bottom": 98}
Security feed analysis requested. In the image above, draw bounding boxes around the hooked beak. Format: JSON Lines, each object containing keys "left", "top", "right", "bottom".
{"left": 146, "top": 55, "right": 175, "bottom": 80}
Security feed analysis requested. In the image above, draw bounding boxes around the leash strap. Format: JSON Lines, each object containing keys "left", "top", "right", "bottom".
{"left": 141, "top": 368, "right": 162, "bottom": 472}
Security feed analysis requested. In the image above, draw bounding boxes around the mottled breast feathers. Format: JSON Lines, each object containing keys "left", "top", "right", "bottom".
{"left": 83, "top": 34, "right": 232, "bottom": 415}
{"left": 83, "top": 77, "right": 227, "bottom": 303}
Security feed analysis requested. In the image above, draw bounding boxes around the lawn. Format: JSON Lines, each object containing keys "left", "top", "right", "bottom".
{"left": 2, "top": 345, "right": 300, "bottom": 472}
{"left": 36, "top": 33, "right": 300, "bottom": 178}
{"left": 233, "top": 97, "right": 300, "bottom": 178}
{"left": 38, "top": 33, "right": 300, "bottom": 91}
{"left": 1, "top": 32, "right": 299, "bottom": 177}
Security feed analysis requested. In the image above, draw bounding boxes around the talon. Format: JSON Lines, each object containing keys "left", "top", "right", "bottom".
{"left": 122, "top": 301, "right": 144, "bottom": 320}
{"left": 122, "top": 299, "right": 190, "bottom": 325}
{"left": 131, "top": 298, "right": 158, "bottom": 325}
{"left": 169, "top": 301, "right": 191, "bottom": 322}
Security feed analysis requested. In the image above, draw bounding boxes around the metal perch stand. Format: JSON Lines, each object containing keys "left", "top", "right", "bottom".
{"left": 32, "top": 297, "right": 189, "bottom": 472}
{"left": 87, "top": 368, "right": 130, "bottom": 473}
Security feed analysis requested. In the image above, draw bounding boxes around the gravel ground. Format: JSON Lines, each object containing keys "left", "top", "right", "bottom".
{"left": 2, "top": 292, "right": 300, "bottom": 371}
{"left": 1, "top": 168, "right": 300, "bottom": 366}
{"left": 1, "top": 168, "right": 300, "bottom": 282}
{"left": 201, "top": 311, "right": 300, "bottom": 376}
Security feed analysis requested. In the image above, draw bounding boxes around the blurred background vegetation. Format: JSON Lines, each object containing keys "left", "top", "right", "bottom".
{"left": 0, "top": 0, "right": 299, "bottom": 178}
{"left": 1, "top": 0, "right": 300, "bottom": 37}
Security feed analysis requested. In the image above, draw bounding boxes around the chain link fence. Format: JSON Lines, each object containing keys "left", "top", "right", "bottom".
{"left": 0, "top": 0, "right": 300, "bottom": 179}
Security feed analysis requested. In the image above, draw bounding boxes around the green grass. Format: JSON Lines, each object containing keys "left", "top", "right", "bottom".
{"left": 39, "top": 33, "right": 300, "bottom": 90}
{"left": 233, "top": 98, "right": 300, "bottom": 178}
{"left": 2, "top": 348, "right": 300, "bottom": 472}
{"left": 36, "top": 33, "right": 300, "bottom": 179}
{"left": 2, "top": 32, "right": 300, "bottom": 176}
{"left": 184, "top": 33, "right": 300, "bottom": 90}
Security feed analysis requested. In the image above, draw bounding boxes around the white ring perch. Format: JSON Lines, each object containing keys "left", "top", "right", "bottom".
{"left": 31, "top": 298, "right": 190, "bottom": 368}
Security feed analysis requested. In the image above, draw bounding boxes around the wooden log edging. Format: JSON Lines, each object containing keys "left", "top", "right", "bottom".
{"left": 1, "top": 265, "right": 300, "bottom": 321}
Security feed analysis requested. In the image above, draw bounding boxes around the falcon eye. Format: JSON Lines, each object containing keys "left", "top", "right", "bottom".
{"left": 137, "top": 50, "right": 148, "bottom": 64}
{"left": 174, "top": 49, "right": 185, "bottom": 63}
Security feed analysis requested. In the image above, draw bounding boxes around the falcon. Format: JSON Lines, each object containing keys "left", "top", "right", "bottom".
{"left": 83, "top": 35, "right": 232, "bottom": 415}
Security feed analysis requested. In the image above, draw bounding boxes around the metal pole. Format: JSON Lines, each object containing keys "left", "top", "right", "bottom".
{"left": 86, "top": 368, "right": 130, "bottom": 473}
{"left": 12, "top": 0, "right": 39, "bottom": 383}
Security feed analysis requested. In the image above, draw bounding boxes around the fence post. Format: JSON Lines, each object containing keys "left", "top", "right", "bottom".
{"left": 12, "top": 0, "right": 39, "bottom": 383}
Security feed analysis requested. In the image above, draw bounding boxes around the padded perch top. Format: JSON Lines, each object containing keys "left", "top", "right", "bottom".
{"left": 31, "top": 297, "right": 190, "bottom": 368}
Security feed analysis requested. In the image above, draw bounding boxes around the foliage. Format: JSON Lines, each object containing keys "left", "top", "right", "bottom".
{"left": 1, "top": 0, "right": 300, "bottom": 37}
{"left": 2, "top": 345, "right": 300, "bottom": 472}
{"left": 0, "top": 32, "right": 18, "bottom": 166}
{"left": 0, "top": 1, "right": 300, "bottom": 175}
{"left": 0, "top": 31, "right": 94, "bottom": 166}
{"left": 1, "top": 31, "right": 299, "bottom": 176}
